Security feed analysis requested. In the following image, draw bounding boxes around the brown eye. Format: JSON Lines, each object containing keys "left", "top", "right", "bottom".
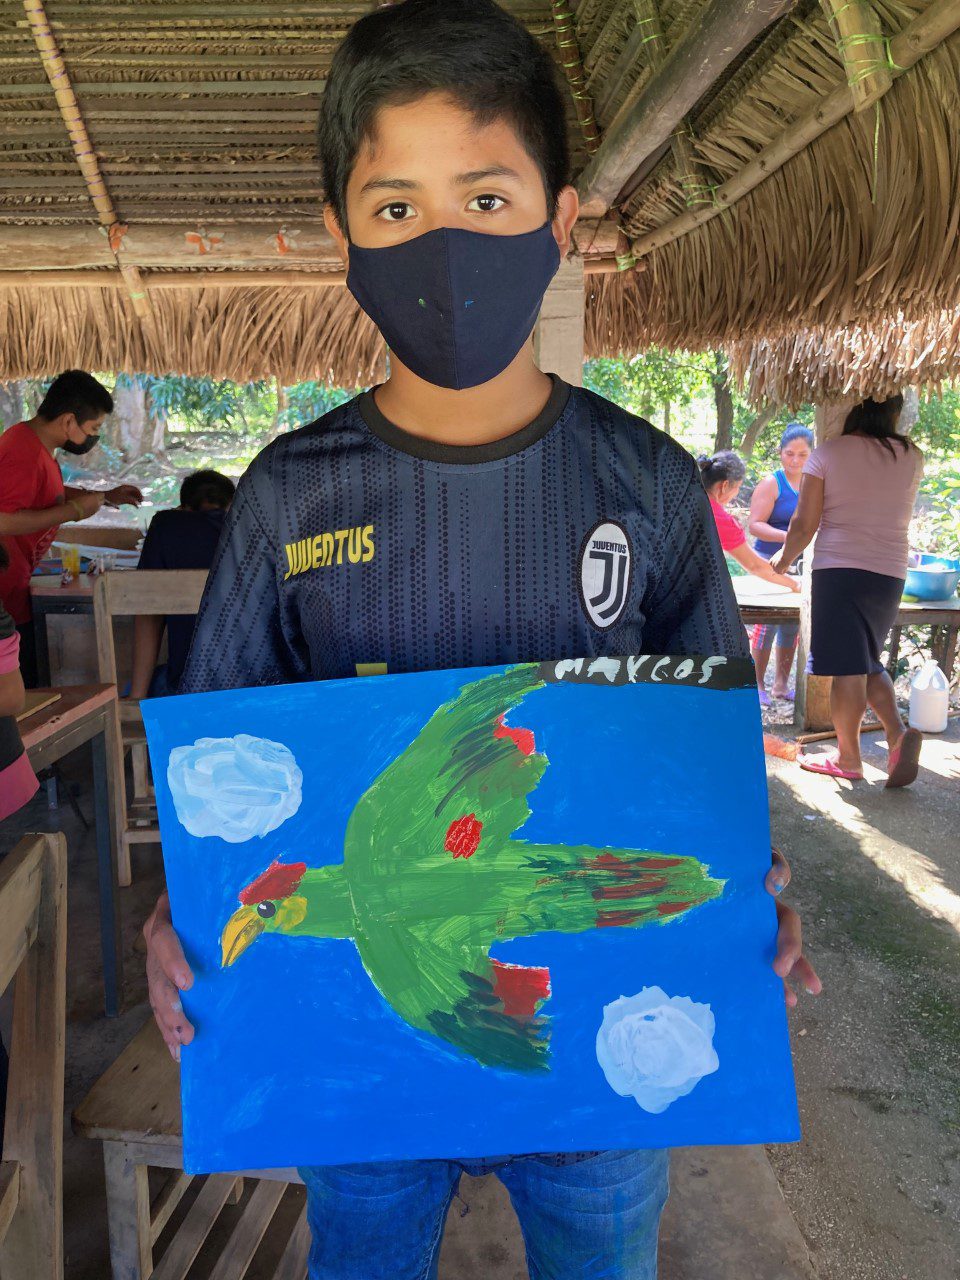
{"left": 469, "top": 194, "right": 504, "bottom": 213}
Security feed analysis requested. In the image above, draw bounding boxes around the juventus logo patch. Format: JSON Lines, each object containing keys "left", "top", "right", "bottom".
{"left": 579, "top": 520, "right": 632, "bottom": 629}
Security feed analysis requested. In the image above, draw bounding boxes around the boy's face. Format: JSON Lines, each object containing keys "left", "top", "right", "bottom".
{"left": 325, "top": 91, "right": 578, "bottom": 256}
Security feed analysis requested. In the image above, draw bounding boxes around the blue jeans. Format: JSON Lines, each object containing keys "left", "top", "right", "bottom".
{"left": 299, "top": 1149, "right": 669, "bottom": 1280}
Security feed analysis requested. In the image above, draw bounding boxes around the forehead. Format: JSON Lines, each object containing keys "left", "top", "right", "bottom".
{"left": 349, "top": 92, "right": 540, "bottom": 189}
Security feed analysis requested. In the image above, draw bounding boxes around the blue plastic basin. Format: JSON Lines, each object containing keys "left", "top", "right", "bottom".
{"left": 904, "top": 554, "right": 960, "bottom": 601}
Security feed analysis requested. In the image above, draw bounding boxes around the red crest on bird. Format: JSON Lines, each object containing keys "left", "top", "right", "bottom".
{"left": 238, "top": 860, "right": 307, "bottom": 905}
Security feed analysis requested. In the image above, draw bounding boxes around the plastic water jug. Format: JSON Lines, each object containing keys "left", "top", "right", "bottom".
{"left": 909, "top": 660, "right": 949, "bottom": 733}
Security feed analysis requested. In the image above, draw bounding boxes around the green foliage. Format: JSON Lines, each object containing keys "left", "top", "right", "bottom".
{"left": 914, "top": 386, "right": 960, "bottom": 457}
{"left": 139, "top": 374, "right": 264, "bottom": 432}
{"left": 279, "top": 381, "right": 354, "bottom": 430}
{"left": 913, "top": 458, "right": 960, "bottom": 562}
{"left": 583, "top": 351, "right": 714, "bottom": 419}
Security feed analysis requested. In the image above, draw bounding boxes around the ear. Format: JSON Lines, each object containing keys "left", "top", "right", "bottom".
{"left": 324, "top": 204, "right": 349, "bottom": 268}
{"left": 550, "top": 185, "right": 580, "bottom": 258}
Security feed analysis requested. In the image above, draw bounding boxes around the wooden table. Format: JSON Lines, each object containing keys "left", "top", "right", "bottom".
{"left": 29, "top": 576, "right": 96, "bottom": 686}
{"left": 18, "top": 683, "right": 123, "bottom": 1017}
{"left": 733, "top": 578, "right": 960, "bottom": 675}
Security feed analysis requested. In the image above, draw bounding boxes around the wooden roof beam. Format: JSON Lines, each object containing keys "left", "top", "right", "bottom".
{"left": 577, "top": 0, "right": 797, "bottom": 216}
{"left": 630, "top": 0, "right": 960, "bottom": 259}
{"left": 0, "top": 223, "right": 341, "bottom": 271}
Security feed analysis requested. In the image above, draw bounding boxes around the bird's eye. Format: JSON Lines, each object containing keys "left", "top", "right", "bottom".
{"left": 257, "top": 901, "right": 277, "bottom": 919}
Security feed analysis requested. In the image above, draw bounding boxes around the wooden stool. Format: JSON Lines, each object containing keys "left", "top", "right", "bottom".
{"left": 73, "top": 1020, "right": 310, "bottom": 1280}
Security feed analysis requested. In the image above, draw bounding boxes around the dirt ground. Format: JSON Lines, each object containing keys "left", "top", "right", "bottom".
{"left": 1, "top": 720, "right": 957, "bottom": 1279}
{"left": 764, "top": 721, "right": 960, "bottom": 1280}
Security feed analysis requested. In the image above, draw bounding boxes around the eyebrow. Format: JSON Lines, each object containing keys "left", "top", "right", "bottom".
{"left": 358, "top": 166, "right": 522, "bottom": 196}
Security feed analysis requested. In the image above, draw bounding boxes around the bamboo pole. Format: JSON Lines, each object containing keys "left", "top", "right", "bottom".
{"left": 21, "top": 0, "right": 159, "bottom": 349}
{"left": 0, "top": 270, "right": 346, "bottom": 289}
{"left": 820, "top": 0, "right": 892, "bottom": 112}
{"left": 631, "top": 0, "right": 960, "bottom": 260}
{"left": 550, "top": 0, "right": 601, "bottom": 155}
{"left": 0, "top": 262, "right": 627, "bottom": 288}
{"left": 577, "top": 0, "right": 795, "bottom": 214}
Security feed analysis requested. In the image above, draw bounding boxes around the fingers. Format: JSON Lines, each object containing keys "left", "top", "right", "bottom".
{"left": 150, "top": 917, "right": 194, "bottom": 993}
{"left": 773, "top": 900, "right": 823, "bottom": 1006}
{"left": 791, "top": 953, "right": 822, "bottom": 997}
{"left": 766, "top": 846, "right": 791, "bottom": 896}
{"left": 144, "top": 897, "right": 196, "bottom": 1061}
{"left": 147, "top": 956, "right": 195, "bottom": 1060}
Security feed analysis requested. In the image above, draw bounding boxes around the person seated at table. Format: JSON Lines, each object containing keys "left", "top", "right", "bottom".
{"left": 772, "top": 395, "right": 924, "bottom": 786}
{"left": 699, "top": 451, "right": 800, "bottom": 600}
{"left": 748, "top": 424, "right": 814, "bottom": 705}
{"left": 129, "top": 470, "right": 235, "bottom": 699}
{"left": 0, "top": 370, "right": 143, "bottom": 687}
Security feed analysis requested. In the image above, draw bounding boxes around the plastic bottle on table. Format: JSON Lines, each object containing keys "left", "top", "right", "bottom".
{"left": 908, "top": 660, "right": 950, "bottom": 733}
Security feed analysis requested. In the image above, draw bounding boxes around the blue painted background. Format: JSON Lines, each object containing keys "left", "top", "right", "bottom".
{"left": 143, "top": 664, "right": 799, "bottom": 1172}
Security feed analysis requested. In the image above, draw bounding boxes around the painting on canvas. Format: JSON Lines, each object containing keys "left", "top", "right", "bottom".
{"left": 142, "top": 654, "right": 798, "bottom": 1172}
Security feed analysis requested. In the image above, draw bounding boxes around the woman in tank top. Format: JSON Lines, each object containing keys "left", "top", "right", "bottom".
{"left": 772, "top": 396, "right": 924, "bottom": 787}
{"left": 748, "top": 424, "right": 813, "bottom": 704}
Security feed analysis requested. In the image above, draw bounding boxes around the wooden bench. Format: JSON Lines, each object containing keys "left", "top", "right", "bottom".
{"left": 93, "top": 569, "right": 208, "bottom": 886}
{"left": 73, "top": 1020, "right": 309, "bottom": 1280}
{"left": 0, "top": 832, "right": 67, "bottom": 1280}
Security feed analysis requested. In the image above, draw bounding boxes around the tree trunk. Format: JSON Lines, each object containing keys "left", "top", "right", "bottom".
{"left": 0, "top": 380, "right": 26, "bottom": 429}
{"left": 104, "top": 376, "right": 164, "bottom": 462}
{"left": 900, "top": 385, "right": 920, "bottom": 435}
{"left": 662, "top": 400, "right": 672, "bottom": 436}
{"left": 712, "top": 353, "right": 734, "bottom": 452}
{"left": 738, "top": 403, "right": 777, "bottom": 455}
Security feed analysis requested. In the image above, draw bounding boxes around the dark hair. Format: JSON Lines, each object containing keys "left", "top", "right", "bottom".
{"left": 698, "top": 450, "right": 746, "bottom": 491}
{"left": 780, "top": 423, "right": 813, "bottom": 450}
{"left": 37, "top": 370, "right": 113, "bottom": 426}
{"left": 318, "top": 0, "right": 570, "bottom": 233}
{"left": 841, "top": 394, "right": 912, "bottom": 456}
{"left": 179, "top": 470, "right": 235, "bottom": 512}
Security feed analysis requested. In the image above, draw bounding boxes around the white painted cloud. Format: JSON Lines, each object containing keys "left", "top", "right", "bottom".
{"left": 596, "top": 987, "right": 719, "bottom": 1113}
{"left": 167, "top": 734, "right": 302, "bottom": 843}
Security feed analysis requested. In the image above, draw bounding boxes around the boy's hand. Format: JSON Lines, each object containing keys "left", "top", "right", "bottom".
{"left": 104, "top": 483, "right": 143, "bottom": 507}
{"left": 765, "top": 847, "right": 822, "bottom": 1008}
{"left": 144, "top": 891, "right": 195, "bottom": 1061}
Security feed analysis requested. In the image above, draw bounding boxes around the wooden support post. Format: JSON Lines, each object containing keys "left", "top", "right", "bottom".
{"left": 534, "top": 256, "right": 585, "bottom": 387}
{"left": 820, "top": 0, "right": 892, "bottom": 112}
{"left": 577, "top": 0, "right": 794, "bottom": 214}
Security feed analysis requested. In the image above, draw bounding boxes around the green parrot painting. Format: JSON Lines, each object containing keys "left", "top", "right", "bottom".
{"left": 220, "top": 664, "right": 723, "bottom": 1071}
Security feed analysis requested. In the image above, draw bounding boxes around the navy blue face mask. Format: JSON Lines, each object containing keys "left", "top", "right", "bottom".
{"left": 346, "top": 222, "right": 561, "bottom": 390}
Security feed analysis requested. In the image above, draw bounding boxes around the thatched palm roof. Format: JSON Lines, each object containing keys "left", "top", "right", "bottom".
{"left": 1, "top": 0, "right": 959, "bottom": 399}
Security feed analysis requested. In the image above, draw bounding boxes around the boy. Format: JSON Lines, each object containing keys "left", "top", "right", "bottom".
{"left": 130, "top": 469, "right": 236, "bottom": 698}
{"left": 0, "top": 370, "right": 142, "bottom": 685}
{"left": 144, "top": 2, "right": 819, "bottom": 1275}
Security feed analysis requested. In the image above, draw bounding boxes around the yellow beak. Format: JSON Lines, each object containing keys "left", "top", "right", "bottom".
{"left": 220, "top": 906, "right": 265, "bottom": 967}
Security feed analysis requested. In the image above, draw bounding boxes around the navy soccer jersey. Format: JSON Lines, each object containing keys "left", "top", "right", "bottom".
{"left": 180, "top": 378, "right": 747, "bottom": 693}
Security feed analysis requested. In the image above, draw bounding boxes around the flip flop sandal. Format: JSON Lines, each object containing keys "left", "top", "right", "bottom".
{"left": 885, "top": 728, "right": 922, "bottom": 789}
{"left": 773, "top": 690, "right": 796, "bottom": 702}
{"left": 758, "top": 689, "right": 772, "bottom": 707}
{"left": 798, "top": 751, "right": 863, "bottom": 781}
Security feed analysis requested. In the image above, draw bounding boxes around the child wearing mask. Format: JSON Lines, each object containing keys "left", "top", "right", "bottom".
{"left": 142, "top": 2, "right": 820, "bottom": 1275}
